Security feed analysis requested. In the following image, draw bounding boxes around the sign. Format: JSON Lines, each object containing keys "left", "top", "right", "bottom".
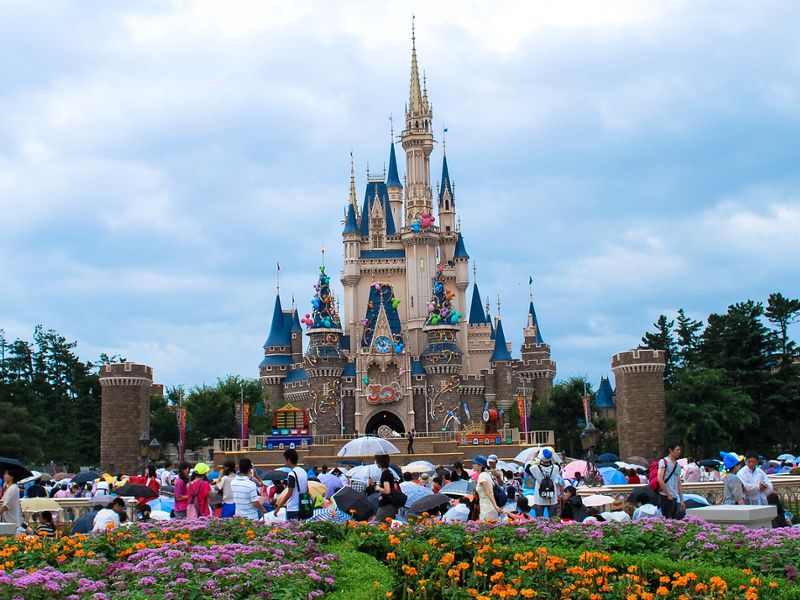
{"left": 366, "top": 382, "right": 403, "bottom": 405}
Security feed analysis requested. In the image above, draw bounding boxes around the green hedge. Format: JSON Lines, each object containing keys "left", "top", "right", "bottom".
{"left": 325, "top": 541, "right": 395, "bottom": 600}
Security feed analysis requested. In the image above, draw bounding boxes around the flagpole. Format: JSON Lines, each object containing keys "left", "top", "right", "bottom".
{"left": 277, "top": 261, "right": 281, "bottom": 295}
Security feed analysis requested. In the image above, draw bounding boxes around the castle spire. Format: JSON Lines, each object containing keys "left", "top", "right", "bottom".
{"left": 527, "top": 300, "right": 544, "bottom": 344}
{"left": 265, "top": 294, "right": 290, "bottom": 348}
{"left": 349, "top": 151, "right": 359, "bottom": 218}
{"left": 409, "top": 16, "right": 424, "bottom": 115}
{"left": 468, "top": 282, "right": 487, "bottom": 325}
{"left": 438, "top": 154, "right": 454, "bottom": 206}
{"left": 490, "top": 318, "right": 512, "bottom": 362}
{"left": 386, "top": 142, "right": 402, "bottom": 188}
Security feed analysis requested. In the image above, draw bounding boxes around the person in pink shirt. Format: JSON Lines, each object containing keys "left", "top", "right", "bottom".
{"left": 53, "top": 483, "right": 71, "bottom": 499}
{"left": 187, "top": 463, "right": 212, "bottom": 518}
{"left": 172, "top": 463, "right": 190, "bottom": 518}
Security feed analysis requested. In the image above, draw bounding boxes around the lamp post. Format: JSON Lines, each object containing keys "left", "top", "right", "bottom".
{"left": 149, "top": 438, "right": 161, "bottom": 462}
{"left": 139, "top": 433, "right": 150, "bottom": 473}
{"left": 580, "top": 421, "right": 601, "bottom": 487}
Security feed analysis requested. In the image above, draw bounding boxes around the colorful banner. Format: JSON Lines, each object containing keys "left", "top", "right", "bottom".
{"left": 516, "top": 396, "right": 527, "bottom": 433}
{"left": 176, "top": 407, "right": 186, "bottom": 463}
{"left": 236, "top": 404, "right": 250, "bottom": 441}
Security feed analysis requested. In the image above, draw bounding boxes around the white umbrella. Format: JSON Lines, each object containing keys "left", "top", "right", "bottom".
{"left": 582, "top": 494, "right": 615, "bottom": 508}
{"left": 149, "top": 510, "right": 172, "bottom": 521}
{"left": 337, "top": 436, "right": 400, "bottom": 456}
{"left": 402, "top": 460, "right": 436, "bottom": 474}
{"left": 348, "top": 464, "right": 400, "bottom": 483}
{"left": 513, "top": 447, "right": 543, "bottom": 463}
{"left": 496, "top": 460, "right": 520, "bottom": 473}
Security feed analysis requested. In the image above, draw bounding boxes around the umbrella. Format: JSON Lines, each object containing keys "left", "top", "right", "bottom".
{"left": 439, "top": 479, "right": 476, "bottom": 497}
{"left": 682, "top": 493, "right": 710, "bottom": 507}
{"left": 254, "top": 468, "right": 267, "bottom": 478}
{"left": 308, "top": 506, "right": 354, "bottom": 523}
{"left": 89, "top": 494, "right": 114, "bottom": 506}
{"left": 626, "top": 456, "right": 650, "bottom": 468}
{"left": 149, "top": 510, "right": 172, "bottom": 521}
{"left": 263, "top": 470, "right": 290, "bottom": 481}
{"left": 400, "top": 481, "right": 434, "bottom": 508}
{"left": 72, "top": 471, "right": 101, "bottom": 485}
{"left": 402, "top": 460, "right": 436, "bottom": 474}
{"left": 0, "top": 457, "right": 33, "bottom": 480}
{"left": 597, "top": 453, "right": 619, "bottom": 463}
{"left": 513, "top": 447, "right": 543, "bottom": 463}
{"left": 562, "top": 460, "right": 589, "bottom": 479}
{"left": 308, "top": 480, "right": 327, "bottom": 500}
{"left": 698, "top": 459, "right": 721, "bottom": 468}
{"left": 53, "top": 472, "right": 70, "bottom": 480}
{"left": 582, "top": 494, "right": 615, "bottom": 508}
{"left": 627, "top": 485, "right": 659, "bottom": 505}
{"left": 777, "top": 454, "right": 795, "bottom": 462}
{"left": 332, "top": 487, "right": 374, "bottom": 521}
{"left": 337, "top": 436, "right": 400, "bottom": 457}
{"left": 114, "top": 484, "right": 158, "bottom": 499}
{"left": 496, "top": 461, "right": 520, "bottom": 473}
{"left": 348, "top": 464, "right": 398, "bottom": 483}
{"left": 599, "top": 467, "right": 627, "bottom": 486}
{"left": 35, "top": 473, "right": 53, "bottom": 482}
{"left": 337, "top": 459, "right": 363, "bottom": 467}
{"left": 410, "top": 493, "right": 451, "bottom": 515}
{"left": 20, "top": 498, "right": 61, "bottom": 513}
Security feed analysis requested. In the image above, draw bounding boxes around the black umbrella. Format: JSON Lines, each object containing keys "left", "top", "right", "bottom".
{"left": 627, "top": 485, "right": 659, "bottom": 506}
{"left": 698, "top": 459, "right": 721, "bottom": 468}
{"left": 114, "top": 483, "right": 158, "bottom": 499}
{"left": 332, "top": 487, "right": 374, "bottom": 521}
{"left": 0, "top": 457, "right": 33, "bottom": 480}
{"left": 254, "top": 467, "right": 267, "bottom": 478}
{"left": 263, "top": 470, "right": 289, "bottom": 481}
{"left": 72, "top": 471, "right": 101, "bottom": 485}
{"left": 410, "top": 493, "right": 451, "bottom": 515}
{"left": 597, "top": 453, "right": 619, "bottom": 463}
{"left": 684, "top": 498, "right": 708, "bottom": 510}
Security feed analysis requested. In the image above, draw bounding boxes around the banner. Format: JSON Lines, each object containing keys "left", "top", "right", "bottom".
{"left": 516, "top": 396, "right": 527, "bottom": 433}
{"left": 236, "top": 404, "right": 250, "bottom": 441}
{"left": 176, "top": 407, "right": 186, "bottom": 462}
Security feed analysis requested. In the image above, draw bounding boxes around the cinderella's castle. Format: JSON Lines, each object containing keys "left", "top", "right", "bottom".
{"left": 258, "top": 28, "right": 556, "bottom": 438}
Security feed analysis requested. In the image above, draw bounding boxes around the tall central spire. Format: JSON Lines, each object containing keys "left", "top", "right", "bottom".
{"left": 409, "top": 17, "right": 424, "bottom": 115}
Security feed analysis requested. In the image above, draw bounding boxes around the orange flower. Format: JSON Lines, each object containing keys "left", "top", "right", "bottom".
{"left": 386, "top": 552, "right": 396, "bottom": 560}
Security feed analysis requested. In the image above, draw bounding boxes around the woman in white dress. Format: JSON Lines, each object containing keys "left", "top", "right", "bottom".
{"left": 473, "top": 456, "right": 507, "bottom": 521}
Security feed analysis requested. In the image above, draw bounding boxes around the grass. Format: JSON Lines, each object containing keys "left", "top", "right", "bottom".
{"left": 325, "top": 540, "right": 395, "bottom": 600}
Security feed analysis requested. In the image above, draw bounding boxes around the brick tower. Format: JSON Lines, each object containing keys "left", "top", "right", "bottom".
{"left": 518, "top": 301, "right": 556, "bottom": 403}
{"left": 611, "top": 349, "right": 666, "bottom": 461}
{"left": 99, "top": 362, "right": 154, "bottom": 474}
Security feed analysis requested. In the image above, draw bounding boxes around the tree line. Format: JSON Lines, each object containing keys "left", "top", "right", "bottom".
{"left": 639, "top": 292, "right": 800, "bottom": 458}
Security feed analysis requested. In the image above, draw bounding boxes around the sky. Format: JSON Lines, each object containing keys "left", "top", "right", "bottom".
{"left": 1, "top": 1, "right": 799, "bottom": 389}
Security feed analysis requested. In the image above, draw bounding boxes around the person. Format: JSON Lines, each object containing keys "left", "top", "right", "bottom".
{"left": 702, "top": 464, "right": 722, "bottom": 482}
{"left": 406, "top": 430, "right": 415, "bottom": 455}
{"left": 188, "top": 463, "right": 212, "bottom": 517}
{"left": 128, "top": 464, "right": 161, "bottom": 507}
{"left": 657, "top": 442, "right": 684, "bottom": 519}
{"left": 159, "top": 462, "right": 174, "bottom": 488}
{"left": 560, "top": 486, "right": 588, "bottom": 522}
{"left": 138, "top": 505, "right": 152, "bottom": 522}
{"left": 26, "top": 478, "right": 48, "bottom": 498}
{"left": 431, "top": 475, "right": 443, "bottom": 494}
{"left": 53, "top": 483, "right": 71, "bottom": 499}
{"left": 767, "top": 492, "right": 791, "bottom": 528}
{"left": 625, "top": 469, "right": 640, "bottom": 485}
{"left": 632, "top": 492, "right": 661, "bottom": 520}
{"left": 419, "top": 473, "right": 431, "bottom": 488}
{"left": 172, "top": 462, "right": 191, "bottom": 518}
{"left": 738, "top": 451, "right": 773, "bottom": 506}
{"left": 512, "top": 495, "right": 533, "bottom": 521}
{"left": 442, "top": 495, "right": 471, "bottom": 523}
{"left": 527, "top": 448, "right": 560, "bottom": 519}
{"left": 683, "top": 457, "right": 701, "bottom": 483}
{"left": 231, "top": 458, "right": 264, "bottom": 520}
{"left": 0, "top": 471, "right": 23, "bottom": 532}
{"left": 602, "top": 498, "right": 631, "bottom": 522}
{"left": 71, "top": 506, "right": 102, "bottom": 534}
{"left": 473, "top": 456, "right": 507, "bottom": 521}
{"left": 273, "top": 449, "right": 310, "bottom": 521}
{"left": 92, "top": 498, "right": 126, "bottom": 532}
{"left": 583, "top": 506, "right": 606, "bottom": 523}
{"left": 26, "top": 510, "right": 57, "bottom": 537}
{"left": 451, "top": 462, "right": 470, "bottom": 481}
{"left": 215, "top": 460, "right": 237, "bottom": 518}
{"left": 69, "top": 483, "right": 85, "bottom": 498}
{"left": 371, "top": 454, "right": 398, "bottom": 523}
{"left": 721, "top": 452, "right": 745, "bottom": 505}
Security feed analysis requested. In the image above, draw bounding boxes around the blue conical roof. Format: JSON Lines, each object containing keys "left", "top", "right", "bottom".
{"left": 468, "top": 283, "right": 487, "bottom": 325}
{"left": 342, "top": 203, "right": 359, "bottom": 235}
{"left": 453, "top": 232, "right": 469, "bottom": 259}
{"left": 386, "top": 143, "right": 402, "bottom": 188}
{"left": 490, "top": 319, "right": 512, "bottom": 362}
{"left": 291, "top": 308, "right": 302, "bottom": 332}
{"left": 438, "top": 155, "right": 454, "bottom": 205}
{"left": 528, "top": 301, "right": 544, "bottom": 344}
{"left": 595, "top": 377, "right": 616, "bottom": 409}
{"left": 359, "top": 181, "right": 396, "bottom": 236}
{"left": 265, "top": 295, "right": 291, "bottom": 347}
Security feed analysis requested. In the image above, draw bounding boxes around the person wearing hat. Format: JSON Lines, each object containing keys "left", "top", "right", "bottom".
{"left": 187, "top": 462, "right": 212, "bottom": 518}
{"left": 487, "top": 455, "right": 503, "bottom": 486}
{"left": 738, "top": 451, "right": 773, "bottom": 506}
{"left": 525, "top": 448, "right": 561, "bottom": 519}
{"left": 473, "top": 456, "right": 509, "bottom": 521}
{"left": 602, "top": 498, "right": 631, "bottom": 523}
{"left": 721, "top": 452, "right": 745, "bottom": 506}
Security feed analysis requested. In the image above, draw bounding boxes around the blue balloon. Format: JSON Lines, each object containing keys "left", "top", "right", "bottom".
{"left": 411, "top": 222, "right": 421, "bottom": 232}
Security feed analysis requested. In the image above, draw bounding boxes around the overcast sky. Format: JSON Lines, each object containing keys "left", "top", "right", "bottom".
{"left": 1, "top": 1, "right": 799, "bottom": 389}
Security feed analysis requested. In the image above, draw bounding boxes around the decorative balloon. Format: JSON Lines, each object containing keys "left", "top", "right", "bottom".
{"left": 360, "top": 318, "right": 369, "bottom": 326}
{"left": 362, "top": 376, "right": 370, "bottom": 385}
{"left": 306, "top": 265, "right": 341, "bottom": 329}
{"left": 411, "top": 222, "right": 421, "bottom": 233}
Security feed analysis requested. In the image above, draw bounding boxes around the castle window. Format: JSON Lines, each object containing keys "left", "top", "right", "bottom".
{"left": 446, "top": 226, "right": 451, "bottom": 231}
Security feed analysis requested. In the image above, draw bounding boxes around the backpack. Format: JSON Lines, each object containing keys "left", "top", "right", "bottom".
{"left": 389, "top": 482, "right": 408, "bottom": 508}
{"left": 293, "top": 468, "right": 314, "bottom": 519}
{"left": 537, "top": 465, "right": 555, "bottom": 500}
{"left": 650, "top": 459, "right": 677, "bottom": 493}
{"left": 186, "top": 480, "right": 203, "bottom": 519}
{"left": 492, "top": 482, "right": 508, "bottom": 507}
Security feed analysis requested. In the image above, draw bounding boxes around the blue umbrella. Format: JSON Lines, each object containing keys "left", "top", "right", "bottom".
{"left": 599, "top": 467, "right": 627, "bottom": 485}
{"left": 597, "top": 453, "right": 620, "bottom": 463}
{"left": 682, "top": 493, "right": 709, "bottom": 506}
{"left": 399, "top": 481, "right": 433, "bottom": 508}
{"left": 439, "top": 479, "right": 476, "bottom": 497}
{"left": 207, "top": 471, "right": 219, "bottom": 480}
{"left": 777, "top": 454, "right": 795, "bottom": 462}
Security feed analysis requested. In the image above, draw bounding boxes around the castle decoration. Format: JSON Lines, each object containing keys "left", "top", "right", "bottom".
{"left": 258, "top": 27, "right": 557, "bottom": 439}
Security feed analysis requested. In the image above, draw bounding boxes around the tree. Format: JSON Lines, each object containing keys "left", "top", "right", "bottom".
{"left": 674, "top": 308, "right": 703, "bottom": 368}
{"left": 640, "top": 315, "right": 677, "bottom": 386}
{"left": 507, "top": 398, "right": 521, "bottom": 429}
{"left": 529, "top": 377, "right": 592, "bottom": 458}
{"left": 150, "top": 393, "right": 179, "bottom": 447}
{"left": 665, "top": 368, "right": 755, "bottom": 458}
{"left": 765, "top": 292, "right": 800, "bottom": 369}
{"left": 0, "top": 401, "right": 45, "bottom": 462}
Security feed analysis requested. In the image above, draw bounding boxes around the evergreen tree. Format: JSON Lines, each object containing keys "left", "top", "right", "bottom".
{"left": 640, "top": 314, "right": 677, "bottom": 386}
{"left": 674, "top": 308, "right": 703, "bottom": 368}
{"left": 765, "top": 292, "right": 800, "bottom": 369}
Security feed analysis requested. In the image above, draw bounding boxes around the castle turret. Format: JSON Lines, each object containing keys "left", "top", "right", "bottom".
{"left": 466, "top": 282, "right": 493, "bottom": 375}
{"left": 341, "top": 157, "right": 362, "bottom": 347}
{"left": 291, "top": 308, "right": 303, "bottom": 365}
{"left": 490, "top": 318, "right": 515, "bottom": 412}
{"left": 518, "top": 299, "right": 556, "bottom": 403}
{"left": 259, "top": 294, "right": 292, "bottom": 408}
{"left": 611, "top": 349, "right": 666, "bottom": 461}
{"left": 386, "top": 143, "right": 403, "bottom": 229}
{"left": 438, "top": 154, "right": 456, "bottom": 234}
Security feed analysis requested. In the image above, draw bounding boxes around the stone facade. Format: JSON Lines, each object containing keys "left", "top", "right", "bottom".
{"left": 611, "top": 349, "right": 666, "bottom": 461}
{"left": 99, "top": 362, "right": 155, "bottom": 474}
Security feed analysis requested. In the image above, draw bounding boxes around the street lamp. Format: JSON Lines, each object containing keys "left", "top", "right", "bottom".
{"left": 149, "top": 438, "right": 161, "bottom": 462}
{"left": 580, "top": 422, "right": 601, "bottom": 487}
{"left": 139, "top": 433, "right": 150, "bottom": 473}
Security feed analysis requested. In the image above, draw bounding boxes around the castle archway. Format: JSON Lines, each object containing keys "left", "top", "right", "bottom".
{"left": 364, "top": 411, "right": 405, "bottom": 438}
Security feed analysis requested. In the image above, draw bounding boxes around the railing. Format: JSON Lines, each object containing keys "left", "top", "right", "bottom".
{"left": 518, "top": 430, "right": 556, "bottom": 447}
{"left": 577, "top": 476, "right": 800, "bottom": 513}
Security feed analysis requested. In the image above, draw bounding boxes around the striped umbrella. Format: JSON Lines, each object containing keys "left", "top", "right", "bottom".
{"left": 399, "top": 481, "right": 433, "bottom": 508}
{"left": 308, "top": 507, "right": 354, "bottom": 523}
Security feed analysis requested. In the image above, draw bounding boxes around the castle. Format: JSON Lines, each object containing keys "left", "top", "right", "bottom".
{"left": 257, "top": 29, "right": 556, "bottom": 438}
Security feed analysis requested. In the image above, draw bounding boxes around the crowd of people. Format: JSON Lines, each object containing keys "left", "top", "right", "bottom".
{"left": 1, "top": 442, "right": 796, "bottom": 536}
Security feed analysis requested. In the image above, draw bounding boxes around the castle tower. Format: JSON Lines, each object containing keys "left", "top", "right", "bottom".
{"left": 518, "top": 300, "right": 556, "bottom": 403}
{"left": 99, "top": 362, "right": 154, "bottom": 474}
{"left": 490, "top": 318, "right": 515, "bottom": 411}
{"left": 290, "top": 308, "right": 303, "bottom": 365}
{"left": 341, "top": 169, "right": 362, "bottom": 348}
{"left": 611, "top": 349, "right": 666, "bottom": 461}
{"left": 386, "top": 143, "right": 403, "bottom": 229}
{"left": 466, "top": 281, "right": 493, "bottom": 375}
{"left": 259, "top": 294, "right": 293, "bottom": 410}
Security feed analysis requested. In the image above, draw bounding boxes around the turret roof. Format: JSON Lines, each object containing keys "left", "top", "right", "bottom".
{"left": 264, "top": 294, "right": 291, "bottom": 348}
{"left": 342, "top": 203, "right": 359, "bottom": 235}
{"left": 528, "top": 301, "right": 544, "bottom": 344}
{"left": 438, "top": 155, "right": 454, "bottom": 205}
{"left": 468, "top": 283, "right": 487, "bottom": 325}
{"left": 490, "top": 319, "right": 513, "bottom": 362}
{"left": 595, "top": 377, "right": 616, "bottom": 409}
{"left": 291, "top": 308, "right": 302, "bottom": 332}
{"left": 359, "top": 181, "right": 397, "bottom": 236}
{"left": 386, "top": 143, "right": 402, "bottom": 188}
{"left": 453, "top": 232, "right": 469, "bottom": 259}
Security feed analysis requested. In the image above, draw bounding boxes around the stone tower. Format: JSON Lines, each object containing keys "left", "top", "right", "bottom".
{"left": 518, "top": 301, "right": 556, "bottom": 403}
{"left": 611, "top": 349, "right": 666, "bottom": 461}
{"left": 99, "top": 362, "right": 154, "bottom": 474}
